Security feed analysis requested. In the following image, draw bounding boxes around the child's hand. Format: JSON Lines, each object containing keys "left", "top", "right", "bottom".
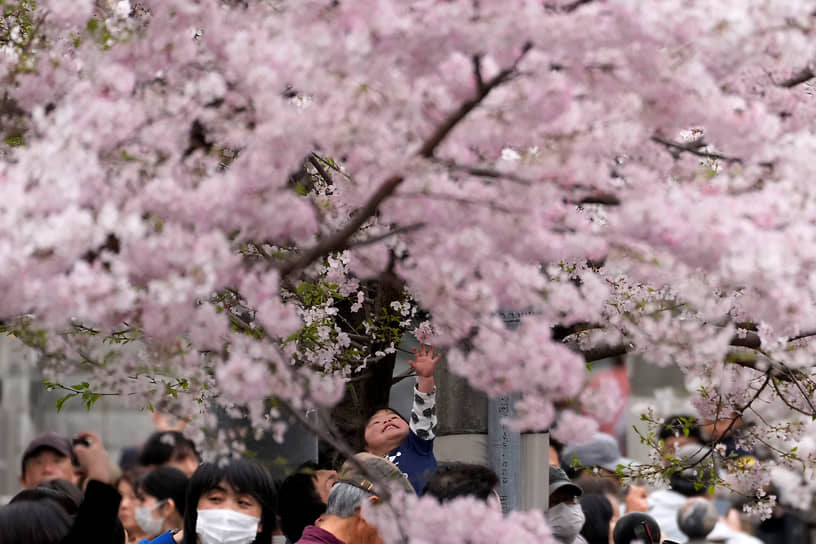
{"left": 409, "top": 343, "right": 441, "bottom": 378}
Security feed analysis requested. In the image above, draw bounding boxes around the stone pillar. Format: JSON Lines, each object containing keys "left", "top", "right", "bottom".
{"left": 521, "top": 432, "right": 550, "bottom": 510}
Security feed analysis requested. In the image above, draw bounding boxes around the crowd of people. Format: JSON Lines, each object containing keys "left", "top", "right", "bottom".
{"left": 0, "top": 346, "right": 807, "bottom": 543}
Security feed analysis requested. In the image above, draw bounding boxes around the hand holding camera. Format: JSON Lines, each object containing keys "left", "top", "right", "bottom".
{"left": 72, "top": 431, "right": 111, "bottom": 487}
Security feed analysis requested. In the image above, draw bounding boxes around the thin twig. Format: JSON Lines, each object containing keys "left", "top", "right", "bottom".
{"left": 430, "top": 157, "right": 534, "bottom": 185}
{"left": 651, "top": 135, "right": 741, "bottom": 163}
{"left": 419, "top": 42, "right": 532, "bottom": 158}
{"left": 308, "top": 153, "right": 334, "bottom": 186}
{"left": 279, "top": 175, "right": 403, "bottom": 277}
{"left": 473, "top": 55, "right": 485, "bottom": 93}
{"left": 346, "top": 223, "right": 426, "bottom": 250}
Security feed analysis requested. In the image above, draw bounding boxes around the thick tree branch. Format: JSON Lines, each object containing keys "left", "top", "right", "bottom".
{"left": 582, "top": 343, "right": 628, "bottom": 362}
{"left": 576, "top": 192, "right": 621, "bottom": 206}
{"left": 561, "top": 0, "right": 596, "bottom": 13}
{"left": 777, "top": 67, "right": 815, "bottom": 88}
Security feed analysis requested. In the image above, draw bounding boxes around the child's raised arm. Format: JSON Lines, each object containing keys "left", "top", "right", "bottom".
{"left": 408, "top": 343, "right": 441, "bottom": 440}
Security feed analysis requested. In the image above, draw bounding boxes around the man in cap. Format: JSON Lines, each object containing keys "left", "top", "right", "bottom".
{"left": 19, "top": 431, "right": 81, "bottom": 489}
{"left": 296, "top": 452, "right": 414, "bottom": 544}
{"left": 548, "top": 465, "right": 588, "bottom": 544}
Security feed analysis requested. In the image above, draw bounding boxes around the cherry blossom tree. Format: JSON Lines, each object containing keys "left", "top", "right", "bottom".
{"left": 4, "top": 0, "right": 816, "bottom": 537}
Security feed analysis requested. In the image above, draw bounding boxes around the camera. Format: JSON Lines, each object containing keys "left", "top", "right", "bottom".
{"left": 72, "top": 436, "right": 92, "bottom": 448}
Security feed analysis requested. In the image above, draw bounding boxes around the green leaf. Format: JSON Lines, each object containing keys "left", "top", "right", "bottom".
{"left": 83, "top": 392, "right": 102, "bottom": 410}
{"left": 56, "top": 393, "right": 77, "bottom": 412}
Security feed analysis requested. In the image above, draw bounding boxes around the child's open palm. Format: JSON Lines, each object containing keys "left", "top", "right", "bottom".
{"left": 409, "top": 343, "right": 441, "bottom": 378}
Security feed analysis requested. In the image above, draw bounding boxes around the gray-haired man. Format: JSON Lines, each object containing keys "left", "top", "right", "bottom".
{"left": 295, "top": 453, "right": 414, "bottom": 544}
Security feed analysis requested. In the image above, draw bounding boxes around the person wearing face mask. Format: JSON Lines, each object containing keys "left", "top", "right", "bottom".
{"left": 547, "top": 466, "right": 588, "bottom": 544}
{"left": 181, "top": 458, "right": 277, "bottom": 544}
{"left": 136, "top": 467, "right": 188, "bottom": 544}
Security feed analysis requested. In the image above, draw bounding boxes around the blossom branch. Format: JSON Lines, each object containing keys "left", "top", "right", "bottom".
{"left": 280, "top": 45, "right": 533, "bottom": 277}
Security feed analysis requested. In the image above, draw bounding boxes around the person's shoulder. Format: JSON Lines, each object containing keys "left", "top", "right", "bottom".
{"left": 148, "top": 531, "right": 178, "bottom": 544}
{"left": 707, "top": 520, "right": 762, "bottom": 544}
{"left": 297, "top": 525, "right": 347, "bottom": 544}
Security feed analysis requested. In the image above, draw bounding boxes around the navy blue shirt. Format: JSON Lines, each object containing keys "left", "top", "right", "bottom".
{"left": 386, "top": 429, "right": 437, "bottom": 494}
{"left": 384, "top": 386, "right": 438, "bottom": 494}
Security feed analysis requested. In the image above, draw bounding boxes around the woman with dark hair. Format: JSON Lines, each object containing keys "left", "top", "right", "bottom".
{"left": 135, "top": 466, "right": 189, "bottom": 543}
{"left": 182, "top": 458, "right": 277, "bottom": 544}
{"left": 118, "top": 469, "right": 150, "bottom": 544}
{"left": 0, "top": 498, "right": 73, "bottom": 544}
{"left": 11, "top": 478, "right": 83, "bottom": 515}
{"left": 579, "top": 493, "right": 617, "bottom": 544}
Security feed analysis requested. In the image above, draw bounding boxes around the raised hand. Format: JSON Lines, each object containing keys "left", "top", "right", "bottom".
{"left": 410, "top": 344, "right": 442, "bottom": 394}
{"left": 409, "top": 343, "right": 441, "bottom": 378}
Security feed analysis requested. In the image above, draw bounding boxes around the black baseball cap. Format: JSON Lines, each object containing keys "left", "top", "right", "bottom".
{"left": 548, "top": 465, "right": 582, "bottom": 497}
{"left": 21, "top": 432, "right": 74, "bottom": 473}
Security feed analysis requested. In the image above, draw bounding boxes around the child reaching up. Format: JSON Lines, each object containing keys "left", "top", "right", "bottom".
{"left": 361, "top": 343, "right": 441, "bottom": 494}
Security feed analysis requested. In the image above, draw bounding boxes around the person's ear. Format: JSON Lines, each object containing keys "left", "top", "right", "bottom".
{"left": 369, "top": 495, "right": 380, "bottom": 505}
{"left": 162, "top": 498, "right": 175, "bottom": 516}
{"left": 18, "top": 474, "right": 26, "bottom": 488}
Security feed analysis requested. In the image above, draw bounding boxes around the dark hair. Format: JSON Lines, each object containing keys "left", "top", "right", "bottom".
{"left": 116, "top": 466, "right": 148, "bottom": 489}
{"left": 278, "top": 462, "right": 327, "bottom": 542}
{"left": 182, "top": 458, "right": 277, "bottom": 544}
{"left": 137, "top": 466, "right": 189, "bottom": 519}
{"left": 579, "top": 493, "right": 614, "bottom": 544}
{"left": 139, "top": 431, "right": 199, "bottom": 467}
{"left": 613, "top": 512, "right": 661, "bottom": 544}
{"left": 422, "top": 463, "right": 498, "bottom": 502}
{"left": 659, "top": 415, "right": 703, "bottom": 442}
{"left": 119, "top": 445, "right": 143, "bottom": 471}
{"left": 11, "top": 479, "right": 84, "bottom": 515}
{"left": 0, "top": 498, "right": 73, "bottom": 544}
{"left": 670, "top": 471, "right": 714, "bottom": 498}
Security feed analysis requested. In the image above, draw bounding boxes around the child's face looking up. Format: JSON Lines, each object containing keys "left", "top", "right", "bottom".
{"left": 364, "top": 409, "right": 409, "bottom": 453}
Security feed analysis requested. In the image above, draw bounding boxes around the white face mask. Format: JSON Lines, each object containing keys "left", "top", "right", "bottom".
{"left": 196, "top": 508, "right": 260, "bottom": 544}
{"left": 135, "top": 500, "right": 166, "bottom": 536}
{"left": 546, "top": 502, "right": 586, "bottom": 543}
